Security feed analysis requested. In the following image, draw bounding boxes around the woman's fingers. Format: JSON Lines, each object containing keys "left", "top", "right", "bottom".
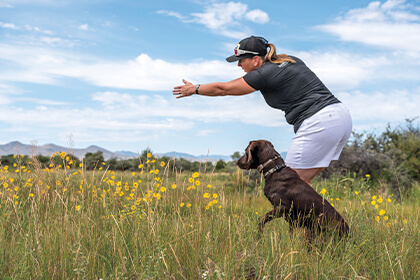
{"left": 173, "top": 79, "right": 194, "bottom": 98}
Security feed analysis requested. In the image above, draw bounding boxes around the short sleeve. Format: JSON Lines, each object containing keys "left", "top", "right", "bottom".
{"left": 243, "top": 69, "right": 264, "bottom": 91}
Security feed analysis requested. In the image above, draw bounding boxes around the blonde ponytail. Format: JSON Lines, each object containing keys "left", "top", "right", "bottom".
{"left": 264, "top": 43, "right": 295, "bottom": 64}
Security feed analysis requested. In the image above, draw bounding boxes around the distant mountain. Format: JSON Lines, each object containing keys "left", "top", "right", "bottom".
{"left": 0, "top": 141, "right": 232, "bottom": 162}
{"left": 114, "top": 150, "right": 139, "bottom": 157}
{"left": 0, "top": 141, "right": 128, "bottom": 160}
{"left": 156, "top": 151, "right": 231, "bottom": 163}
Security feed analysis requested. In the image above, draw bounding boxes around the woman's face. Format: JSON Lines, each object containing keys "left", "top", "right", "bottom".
{"left": 237, "top": 56, "right": 260, "bottom": 73}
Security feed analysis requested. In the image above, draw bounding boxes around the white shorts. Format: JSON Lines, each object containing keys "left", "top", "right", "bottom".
{"left": 285, "top": 103, "right": 352, "bottom": 169}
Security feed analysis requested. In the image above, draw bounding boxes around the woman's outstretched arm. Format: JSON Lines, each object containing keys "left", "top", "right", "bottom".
{"left": 173, "top": 78, "right": 256, "bottom": 99}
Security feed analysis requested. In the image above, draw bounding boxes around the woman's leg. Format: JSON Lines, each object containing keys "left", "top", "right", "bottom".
{"left": 293, "top": 167, "right": 324, "bottom": 185}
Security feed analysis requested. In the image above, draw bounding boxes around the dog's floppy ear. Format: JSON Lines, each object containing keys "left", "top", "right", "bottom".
{"left": 247, "top": 141, "right": 259, "bottom": 161}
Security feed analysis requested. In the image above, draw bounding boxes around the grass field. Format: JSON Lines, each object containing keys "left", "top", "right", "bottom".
{"left": 1, "top": 152, "right": 419, "bottom": 279}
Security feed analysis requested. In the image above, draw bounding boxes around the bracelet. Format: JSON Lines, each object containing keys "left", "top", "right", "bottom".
{"left": 195, "top": 84, "right": 200, "bottom": 95}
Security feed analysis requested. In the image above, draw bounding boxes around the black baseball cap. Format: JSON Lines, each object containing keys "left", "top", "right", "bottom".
{"left": 226, "top": 36, "right": 268, "bottom": 63}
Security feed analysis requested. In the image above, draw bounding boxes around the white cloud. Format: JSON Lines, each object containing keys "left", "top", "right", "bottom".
{"left": 316, "top": 0, "right": 420, "bottom": 52}
{"left": 0, "top": 22, "right": 19, "bottom": 29}
{"left": 294, "top": 50, "right": 398, "bottom": 91}
{"left": 0, "top": 21, "right": 54, "bottom": 35}
{"left": 156, "top": 10, "right": 186, "bottom": 21}
{"left": 160, "top": 2, "right": 269, "bottom": 38}
{"left": 24, "top": 24, "right": 53, "bottom": 34}
{"left": 245, "top": 9, "right": 269, "bottom": 24}
{"left": 39, "top": 36, "right": 78, "bottom": 47}
{"left": 336, "top": 89, "right": 420, "bottom": 131}
{"left": 78, "top": 24, "right": 89, "bottom": 31}
{"left": 190, "top": 2, "right": 248, "bottom": 29}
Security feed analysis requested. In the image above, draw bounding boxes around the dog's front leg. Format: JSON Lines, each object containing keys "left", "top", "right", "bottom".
{"left": 258, "top": 205, "right": 284, "bottom": 234}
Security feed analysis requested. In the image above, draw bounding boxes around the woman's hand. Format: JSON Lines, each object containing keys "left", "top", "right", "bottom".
{"left": 173, "top": 79, "right": 196, "bottom": 99}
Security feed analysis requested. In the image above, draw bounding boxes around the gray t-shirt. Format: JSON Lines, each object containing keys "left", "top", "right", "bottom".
{"left": 243, "top": 56, "right": 340, "bottom": 133}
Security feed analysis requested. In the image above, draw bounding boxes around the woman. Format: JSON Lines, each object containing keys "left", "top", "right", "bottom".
{"left": 173, "top": 36, "right": 352, "bottom": 185}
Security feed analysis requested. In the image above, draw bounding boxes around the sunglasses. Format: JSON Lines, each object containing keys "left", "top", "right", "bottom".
{"left": 234, "top": 45, "right": 259, "bottom": 56}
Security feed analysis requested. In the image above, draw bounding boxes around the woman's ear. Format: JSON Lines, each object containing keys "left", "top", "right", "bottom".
{"left": 253, "top": 56, "right": 263, "bottom": 67}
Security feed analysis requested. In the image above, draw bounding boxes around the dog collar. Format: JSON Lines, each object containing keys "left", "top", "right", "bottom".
{"left": 257, "top": 155, "right": 280, "bottom": 173}
{"left": 263, "top": 164, "right": 286, "bottom": 177}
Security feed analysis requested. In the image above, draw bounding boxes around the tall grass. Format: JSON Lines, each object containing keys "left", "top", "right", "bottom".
{"left": 0, "top": 152, "right": 419, "bottom": 279}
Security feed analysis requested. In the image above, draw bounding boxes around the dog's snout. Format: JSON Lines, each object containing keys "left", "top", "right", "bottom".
{"left": 236, "top": 155, "right": 248, "bottom": 169}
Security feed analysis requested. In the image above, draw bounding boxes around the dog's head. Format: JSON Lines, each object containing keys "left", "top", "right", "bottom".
{"left": 236, "top": 140, "right": 281, "bottom": 170}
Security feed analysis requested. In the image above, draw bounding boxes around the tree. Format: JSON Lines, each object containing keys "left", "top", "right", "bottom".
{"left": 84, "top": 151, "right": 105, "bottom": 170}
{"left": 231, "top": 151, "right": 242, "bottom": 161}
{"left": 215, "top": 160, "right": 227, "bottom": 171}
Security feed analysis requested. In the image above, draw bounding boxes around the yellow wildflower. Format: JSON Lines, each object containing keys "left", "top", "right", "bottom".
{"left": 171, "top": 184, "right": 177, "bottom": 189}
{"left": 192, "top": 172, "right": 199, "bottom": 178}
{"left": 75, "top": 205, "right": 81, "bottom": 211}
{"left": 379, "top": 209, "right": 386, "bottom": 216}
{"left": 160, "top": 161, "right": 165, "bottom": 167}
{"left": 203, "top": 193, "right": 210, "bottom": 198}
{"left": 213, "top": 193, "right": 218, "bottom": 198}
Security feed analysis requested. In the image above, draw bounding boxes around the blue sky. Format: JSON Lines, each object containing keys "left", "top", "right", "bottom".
{"left": 1, "top": 0, "right": 419, "bottom": 157}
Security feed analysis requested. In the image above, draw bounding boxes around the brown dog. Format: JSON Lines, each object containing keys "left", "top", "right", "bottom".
{"left": 237, "top": 140, "right": 349, "bottom": 240}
